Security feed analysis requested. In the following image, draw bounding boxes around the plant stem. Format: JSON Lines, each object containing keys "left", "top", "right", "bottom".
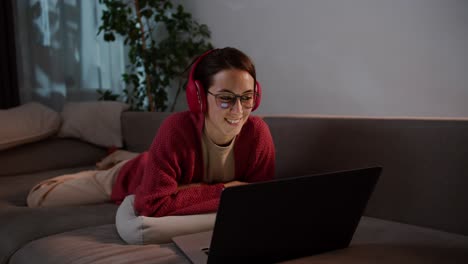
{"left": 170, "top": 79, "right": 183, "bottom": 112}
{"left": 134, "top": 0, "right": 155, "bottom": 111}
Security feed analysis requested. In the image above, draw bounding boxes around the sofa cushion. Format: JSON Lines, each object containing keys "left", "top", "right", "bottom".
{"left": 9, "top": 224, "right": 188, "bottom": 264}
{"left": 9, "top": 217, "right": 468, "bottom": 264}
{"left": 58, "top": 101, "right": 129, "bottom": 148}
{"left": 0, "top": 203, "right": 118, "bottom": 264}
{"left": 353, "top": 217, "right": 468, "bottom": 247}
{"left": 287, "top": 245, "right": 468, "bottom": 264}
{"left": 0, "top": 138, "right": 107, "bottom": 177}
{"left": 290, "top": 217, "right": 468, "bottom": 264}
{"left": 0, "top": 102, "right": 61, "bottom": 151}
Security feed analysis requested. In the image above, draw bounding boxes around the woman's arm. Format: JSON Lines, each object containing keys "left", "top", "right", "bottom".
{"left": 178, "top": 181, "right": 248, "bottom": 190}
{"left": 134, "top": 145, "right": 225, "bottom": 217}
{"left": 240, "top": 117, "right": 276, "bottom": 183}
{"left": 133, "top": 113, "right": 225, "bottom": 217}
{"left": 116, "top": 195, "right": 216, "bottom": 245}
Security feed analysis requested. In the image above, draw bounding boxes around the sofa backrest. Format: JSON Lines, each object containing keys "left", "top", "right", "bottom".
{"left": 264, "top": 115, "right": 468, "bottom": 236}
{"left": 121, "top": 111, "right": 172, "bottom": 152}
{"left": 121, "top": 112, "right": 468, "bottom": 236}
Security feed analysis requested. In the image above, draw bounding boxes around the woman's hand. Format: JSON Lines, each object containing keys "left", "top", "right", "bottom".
{"left": 177, "top": 181, "right": 248, "bottom": 191}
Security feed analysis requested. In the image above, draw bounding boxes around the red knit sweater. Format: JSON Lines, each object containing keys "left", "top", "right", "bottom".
{"left": 111, "top": 111, "right": 275, "bottom": 217}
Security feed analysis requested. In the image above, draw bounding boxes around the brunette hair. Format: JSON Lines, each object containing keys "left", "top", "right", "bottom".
{"left": 192, "top": 47, "right": 257, "bottom": 93}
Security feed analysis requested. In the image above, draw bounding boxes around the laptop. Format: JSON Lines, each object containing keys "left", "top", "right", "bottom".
{"left": 172, "top": 167, "right": 382, "bottom": 264}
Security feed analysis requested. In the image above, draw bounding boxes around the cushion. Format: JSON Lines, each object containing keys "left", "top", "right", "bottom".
{"left": 116, "top": 195, "right": 216, "bottom": 244}
{"left": 0, "top": 102, "right": 61, "bottom": 151}
{"left": 9, "top": 224, "right": 187, "bottom": 264}
{"left": 58, "top": 101, "right": 129, "bottom": 148}
{"left": 0, "top": 138, "right": 107, "bottom": 177}
{"left": 0, "top": 203, "right": 118, "bottom": 263}
{"left": 9, "top": 217, "right": 468, "bottom": 264}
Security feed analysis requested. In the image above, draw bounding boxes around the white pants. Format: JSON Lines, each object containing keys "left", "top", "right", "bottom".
{"left": 27, "top": 160, "right": 129, "bottom": 208}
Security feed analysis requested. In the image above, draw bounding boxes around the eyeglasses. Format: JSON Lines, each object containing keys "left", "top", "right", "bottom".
{"left": 207, "top": 91, "right": 256, "bottom": 109}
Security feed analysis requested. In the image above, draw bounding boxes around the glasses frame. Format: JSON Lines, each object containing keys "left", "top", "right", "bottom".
{"left": 207, "top": 90, "right": 256, "bottom": 109}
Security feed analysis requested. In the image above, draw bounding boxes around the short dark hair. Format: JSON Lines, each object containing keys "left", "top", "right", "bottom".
{"left": 193, "top": 47, "right": 256, "bottom": 93}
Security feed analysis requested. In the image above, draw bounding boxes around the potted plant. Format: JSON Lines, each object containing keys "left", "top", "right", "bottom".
{"left": 97, "top": 0, "right": 213, "bottom": 111}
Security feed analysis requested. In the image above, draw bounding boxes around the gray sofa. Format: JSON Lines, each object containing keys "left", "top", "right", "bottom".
{"left": 1, "top": 112, "right": 467, "bottom": 264}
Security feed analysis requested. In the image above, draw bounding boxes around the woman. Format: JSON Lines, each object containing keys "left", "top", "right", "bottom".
{"left": 28, "top": 47, "right": 276, "bottom": 219}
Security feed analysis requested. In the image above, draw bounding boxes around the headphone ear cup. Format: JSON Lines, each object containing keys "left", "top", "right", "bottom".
{"left": 186, "top": 77, "right": 200, "bottom": 113}
{"left": 195, "top": 80, "right": 207, "bottom": 113}
{"left": 186, "top": 49, "right": 214, "bottom": 113}
{"left": 252, "top": 81, "right": 262, "bottom": 111}
{"left": 186, "top": 79, "right": 207, "bottom": 113}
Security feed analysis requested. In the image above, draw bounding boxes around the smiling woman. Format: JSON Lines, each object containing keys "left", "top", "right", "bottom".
{"left": 27, "top": 47, "right": 276, "bottom": 222}
{"left": 125, "top": 47, "right": 274, "bottom": 217}
{"left": 204, "top": 69, "right": 255, "bottom": 145}
{"left": 189, "top": 48, "right": 261, "bottom": 146}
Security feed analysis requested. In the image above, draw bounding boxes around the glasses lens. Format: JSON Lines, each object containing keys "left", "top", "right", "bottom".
{"left": 240, "top": 94, "right": 254, "bottom": 108}
{"left": 217, "top": 94, "right": 235, "bottom": 109}
{"left": 214, "top": 93, "right": 255, "bottom": 109}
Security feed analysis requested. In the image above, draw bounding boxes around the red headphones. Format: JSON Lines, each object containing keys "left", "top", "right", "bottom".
{"left": 186, "top": 49, "right": 262, "bottom": 113}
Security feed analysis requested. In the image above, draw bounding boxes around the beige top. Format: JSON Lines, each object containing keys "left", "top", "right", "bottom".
{"left": 201, "top": 128, "right": 236, "bottom": 183}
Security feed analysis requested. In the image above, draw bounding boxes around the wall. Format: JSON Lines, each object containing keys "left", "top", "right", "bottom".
{"left": 182, "top": 0, "right": 468, "bottom": 117}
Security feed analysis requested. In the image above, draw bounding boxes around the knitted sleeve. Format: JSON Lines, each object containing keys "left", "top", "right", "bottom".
{"left": 239, "top": 117, "right": 276, "bottom": 183}
{"left": 133, "top": 113, "right": 224, "bottom": 217}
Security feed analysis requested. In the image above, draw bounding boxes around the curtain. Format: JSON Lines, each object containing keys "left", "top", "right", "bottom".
{"left": 0, "top": 0, "right": 20, "bottom": 109}
{"left": 13, "top": 0, "right": 126, "bottom": 111}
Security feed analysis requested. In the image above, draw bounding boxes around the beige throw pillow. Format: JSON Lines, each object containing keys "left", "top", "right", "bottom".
{"left": 58, "top": 101, "right": 129, "bottom": 148}
{"left": 116, "top": 195, "right": 216, "bottom": 245}
{"left": 0, "top": 102, "right": 61, "bottom": 151}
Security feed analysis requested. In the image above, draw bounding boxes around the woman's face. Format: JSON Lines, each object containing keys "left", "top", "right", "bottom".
{"left": 204, "top": 69, "right": 255, "bottom": 146}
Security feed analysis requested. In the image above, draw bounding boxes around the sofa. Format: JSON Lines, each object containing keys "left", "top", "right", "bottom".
{"left": 1, "top": 110, "right": 468, "bottom": 264}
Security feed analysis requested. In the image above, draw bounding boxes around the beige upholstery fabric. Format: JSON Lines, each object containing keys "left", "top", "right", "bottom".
{"left": 9, "top": 224, "right": 189, "bottom": 264}
{"left": 9, "top": 217, "right": 468, "bottom": 264}
{"left": 59, "top": 101, "right": 129, "bottom": 147}
{"left": 0, "top": 102, "right": 61, "bottom": 151}
{"left": 283, "top": 217, "right": 468, "bottom": 264}
{"left": 0, "top": 203, "right": 117, "bottom": 264}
